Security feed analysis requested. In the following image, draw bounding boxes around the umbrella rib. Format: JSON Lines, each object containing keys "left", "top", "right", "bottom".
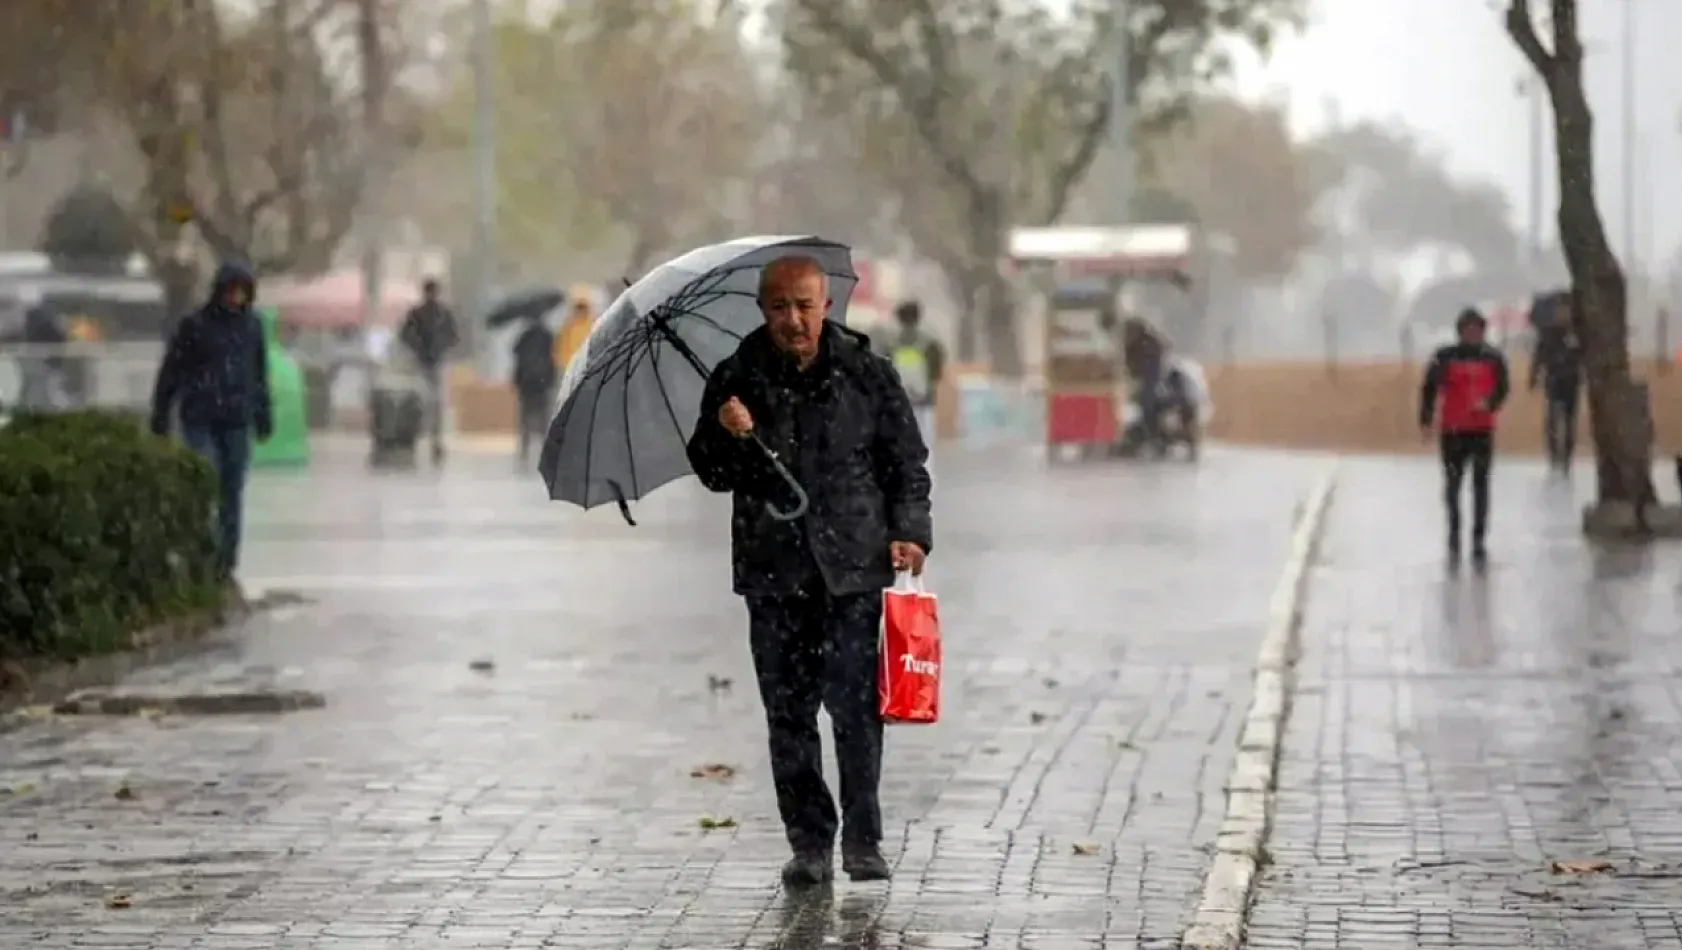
{"left": 616, "top": 321, "right": 660, "bottom": 501}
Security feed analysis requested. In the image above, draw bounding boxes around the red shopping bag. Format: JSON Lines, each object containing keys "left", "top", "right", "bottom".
{"left": 880, "top": 574, "right": 940, "bottom": 724}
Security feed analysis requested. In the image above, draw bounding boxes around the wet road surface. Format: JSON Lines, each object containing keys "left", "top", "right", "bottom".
{"left": 0, "top": 443, "right": 1322, "bottom": 949}
{"left": 1248, "top": 457, "right": 1682, "bottom": 950}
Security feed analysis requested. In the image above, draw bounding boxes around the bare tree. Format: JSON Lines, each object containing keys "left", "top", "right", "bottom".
{"left": 1145, "top": 97, "right": 1321, "bottom": 283}
{"left": 1505, "top": 0, "right": 1655, "bottom": 515}
{"left": 563, "top": 0, "right": 762, "bottom": 278}
{"left": 4, "top": 0, "right": 392, "bottom": 313}
{"left": 777, "top": 0, "right": 1304, "bottom": 375}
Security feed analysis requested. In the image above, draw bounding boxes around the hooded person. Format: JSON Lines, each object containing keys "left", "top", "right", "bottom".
{"left": 150, "top": 261, "right": 272, "bottom": 579}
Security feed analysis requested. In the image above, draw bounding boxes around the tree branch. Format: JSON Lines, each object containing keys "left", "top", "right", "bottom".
{"left": 1505, "top": 0, "right": 1554, "bottom": 77}
{"left": 191, "top": 0, "right": 246, "bottom": 244}
{"left": 787, "top": 0, "right": 989, "bottom": 207}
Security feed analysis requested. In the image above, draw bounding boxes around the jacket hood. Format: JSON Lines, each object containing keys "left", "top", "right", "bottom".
{"left": 208, "top": 261, "right": 257, "bottom": 302}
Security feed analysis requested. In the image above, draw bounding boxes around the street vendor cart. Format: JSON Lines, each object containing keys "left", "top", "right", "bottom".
{"left": 1008, "top": 224, "right": 1198, "bottom": 461}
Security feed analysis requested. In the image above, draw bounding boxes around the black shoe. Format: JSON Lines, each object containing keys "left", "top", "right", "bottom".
{"left": 841, "top": 842, "right": 891, "bottom": 882}
{"left": 1470, "top": 545, "right": 1488, "bottom": 569}
{"left": 780, "top": 850, "right": 833, "bottom": 888}
{"left": 1447, "top": 538, "right": 1461, "bottom": 563}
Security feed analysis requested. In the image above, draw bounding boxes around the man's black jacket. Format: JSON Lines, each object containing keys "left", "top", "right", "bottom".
{"left": 399, "top": 300, "right": 459, "bottom": 369}
{"left": 686, "top": 322, "right": 933, "bottom": 597}
{"left": 150, "top": 261, "right": 270, "bottom": 436}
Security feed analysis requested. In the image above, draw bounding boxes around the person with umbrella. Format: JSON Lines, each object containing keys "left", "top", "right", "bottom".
{"left": 1527, "top": 290, "right": 1582, "bottom": 471}
{"left": 397, "top": 277, "right": 459, "bottom": 465}
{"left": 686, "top": 255, "right": 932, "bottom": 887}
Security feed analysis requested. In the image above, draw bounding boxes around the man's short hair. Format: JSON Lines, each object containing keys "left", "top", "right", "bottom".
{"left": 894, "top": 300, "right": 921, "bottom": 324}
{"left": 758, "top": 255, "right": 828, "bottom": 301}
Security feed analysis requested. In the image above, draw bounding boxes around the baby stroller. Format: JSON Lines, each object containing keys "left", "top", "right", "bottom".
{"left": 367, "top": 352, "right": 426, "bottom": 468}
{"left": 1112, "top": 358, "right": 1211, "bottom": 461}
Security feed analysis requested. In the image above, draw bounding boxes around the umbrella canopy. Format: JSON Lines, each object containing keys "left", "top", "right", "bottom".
{"left": 485, "top": 285, "right": 566, "bottom": 328}
{"left": 537, "top": 235, "right": 858, "bottom": 523}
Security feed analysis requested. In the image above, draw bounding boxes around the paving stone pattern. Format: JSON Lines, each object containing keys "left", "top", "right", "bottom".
{"left": 1, "top": 446, "right": 1320, "bottom": 949}
{"left": 1248, "top": 458, "right": 1682, "bottom": 950}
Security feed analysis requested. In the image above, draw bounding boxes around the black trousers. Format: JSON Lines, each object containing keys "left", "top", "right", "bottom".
{"left": 1543, "top": 383, "right": 1579, "bottom": 467}
{"left": 516, "top": 387, "right": 552, "bottom": 462}
{"left": 746, "top": 587, "right": 884, "bottom": 853}
{"left": 1439, "top": 432, "right": 1493, "bottom": 546}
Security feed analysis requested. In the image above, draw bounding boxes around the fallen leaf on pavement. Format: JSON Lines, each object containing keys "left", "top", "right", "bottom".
{"left": 114, "top": 782, "right": 135, "bottom": 801}
{"left": 707, "top": 674, "right": 733, "bottom": 692}
{"left": 690, "top": 764, "right": 737, "bottom": 780}
{"left": 1116, "top": 739, "right": 1139, "bottom": 750}
{"left": 468, "top": 659, "right": 495, "bottom": 673}
{"left": 103, "top": 893, "right": 132, "bottom": 909}
{"left": 1071, "top": 843, "right": 1100, "bottom": 856}
{"left": 698, "top": 816, "right": 737, "bottom": 831}
{"left": 1029, "top": 712, "right": 1047, "bottom": 725}
{"left": 1550, "top": 860, "right": 1614, "bottom": 875}
{"left": 137, "top": 707, "right": 165, "bottom": 720}
{"left": 2, "top": 782, "right": 36, "bottom": 797}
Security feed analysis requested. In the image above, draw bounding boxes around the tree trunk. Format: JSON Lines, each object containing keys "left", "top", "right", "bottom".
{"left": 979, "top": 267, "right": 1022, "bottom": 377}
{"left": 1547, "top": 58, "right": 1655, "bottom": 506}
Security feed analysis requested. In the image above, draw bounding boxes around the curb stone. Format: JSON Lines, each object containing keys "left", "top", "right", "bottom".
{"left": 0, "top": 587, "right": 311, "bottom": 729}
{"left": 1180, "top": 468, "right": 1336, "bottom": 950}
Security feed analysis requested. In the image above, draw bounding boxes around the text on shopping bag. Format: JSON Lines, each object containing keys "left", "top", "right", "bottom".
{"left": 880, "top": 579, "right": 941, "bottom": 724}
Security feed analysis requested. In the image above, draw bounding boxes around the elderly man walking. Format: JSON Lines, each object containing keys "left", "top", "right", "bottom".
{"left": 686, "top": 255, "right": 933, "bottom": 888}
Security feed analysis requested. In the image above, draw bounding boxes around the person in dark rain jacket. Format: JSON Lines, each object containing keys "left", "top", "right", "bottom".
{"left": 1528, "top": 292, "right": 1582, "bottom": 470}
{"left": 397, "top": 278, "right": 460, "bottom": 464}
{"left": 151, "top": 261, "right": 271, "bottom": 579}
{"left": 686, "top": 255, "right": 933, "bottom": 889}
{"left": 510, "top": 313, "right": 556, "bottom": 464}
{"left": 1419, "top": 307, "right": 1509, "bottom": 566}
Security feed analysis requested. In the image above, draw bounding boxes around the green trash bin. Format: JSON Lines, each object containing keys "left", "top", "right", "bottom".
{"left": 252, "top": 307, "right": 310, "bottom": 467}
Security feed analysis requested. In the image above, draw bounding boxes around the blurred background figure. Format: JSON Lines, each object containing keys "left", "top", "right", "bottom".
{"left": 553, "top": 293, "right": 595, "bottom": 375}
{"left": 1527, "top": 290, "right": 1582, "bottom": 472}
{"left": 7, "top": 301, "right": 66, "bottom": 409}
{"left": 397, "top": 278, "right": 459, "bottom": 465}
{"left": 510, "top": 312, "right": 556, "bottom": 465}
{"left": 874, "top": 300, "right": 944, "bottom": 447}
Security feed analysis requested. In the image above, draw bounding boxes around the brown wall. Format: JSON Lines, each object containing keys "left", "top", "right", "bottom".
{"left": 1205, "top": 360, "right": 1682, "bottom": 454}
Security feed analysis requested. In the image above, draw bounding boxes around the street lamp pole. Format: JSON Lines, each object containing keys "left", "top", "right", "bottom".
{"left": 470, "top": 0, "right": 498, "bottom": 336}
{"left": 1516, "top": 76, "right": 1545, "bottom": 271}
{"left": 1621, "top": 0, "right": 1637, "bottom": 282}
{"left": 1109, "top": 0, "right": 1133, "bottom": 225}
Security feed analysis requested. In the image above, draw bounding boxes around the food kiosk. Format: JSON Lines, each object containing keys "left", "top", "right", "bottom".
{"left": 1007, "top": 224, "right": 1196, "bottom": 460}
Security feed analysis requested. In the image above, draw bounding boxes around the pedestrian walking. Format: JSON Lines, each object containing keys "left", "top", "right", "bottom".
{"left": 150, "top": 261, "right": 272, "bottom": 580}
{"left": 874, "top": 300, "right": 945, "bottom": 449}
{"left": 1419, "top": 307, "right": 1509, "bottom": 566}
{"left": 5, "top": 302, "right": 66, "bottom": 409}
{"left": 510, "top": 313, "right": 556, "bottom": 465}
{"left": 1528, "top": 291, "right": 1582, "bottom": 471}
{"left": 397, "top": 278, "right": 459, "bottom": 465}
{"left": 686, "top": 255, "right": 933, "bottom": 888}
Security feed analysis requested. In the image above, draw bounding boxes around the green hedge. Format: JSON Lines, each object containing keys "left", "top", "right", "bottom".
{"left": 0, "top": 411, "right": 224, "bottom": 661}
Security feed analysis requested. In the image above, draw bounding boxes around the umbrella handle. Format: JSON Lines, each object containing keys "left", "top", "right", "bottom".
{"left": 752, "top": 435, "right": 809, "bottom": 521}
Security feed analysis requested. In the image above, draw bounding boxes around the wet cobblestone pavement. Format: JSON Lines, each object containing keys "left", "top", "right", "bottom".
{"left": 1248, "top": 458, "right": 1682, "bottom": 950}
{"left": 0, "top": 445, "right": 1322, "bottom": 949}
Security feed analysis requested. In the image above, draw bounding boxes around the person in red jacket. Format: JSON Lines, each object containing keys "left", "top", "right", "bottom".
{"left": 1419, "top": 308, "right": 1509, "bottom": 566}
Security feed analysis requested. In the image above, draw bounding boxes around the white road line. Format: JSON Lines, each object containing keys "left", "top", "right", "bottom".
{"left": 1180, "top": 466, "right": 1336, "bottom": 950}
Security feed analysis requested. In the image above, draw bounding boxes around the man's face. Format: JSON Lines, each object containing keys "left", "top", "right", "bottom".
{"left": 760, "top": 268, "right": 828, "bottom": 361}
{"left": 221, "top": 283, "right": 249, "bottom": 309}
{"left": 1459, "top": 321, "right": 1485, "bottom": 345}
